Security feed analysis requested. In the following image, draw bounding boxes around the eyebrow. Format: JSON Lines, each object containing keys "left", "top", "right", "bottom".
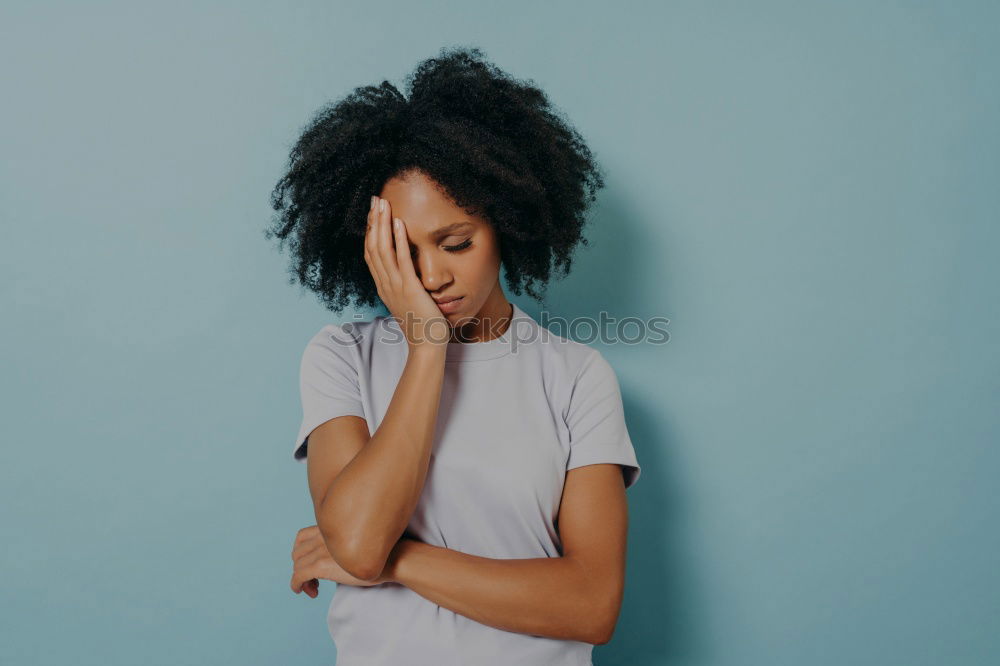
{"left": 429, "top": 221, "right": 474, "bottom": 238}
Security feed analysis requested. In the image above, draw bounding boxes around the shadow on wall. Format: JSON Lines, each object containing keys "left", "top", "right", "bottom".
{"left": 530, "top": 189, "right": 709, "bottom": 664}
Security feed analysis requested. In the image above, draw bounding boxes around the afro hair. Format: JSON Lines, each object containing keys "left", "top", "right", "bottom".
{"left": 266, "top": 45, "right": 606, "bottom": 314}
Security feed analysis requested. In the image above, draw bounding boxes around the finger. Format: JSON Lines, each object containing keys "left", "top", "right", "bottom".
{"left": 292, "top": 531, "right": 307, "bottom": 559}
{"left": 291, "top": 544, "right": 311, "bottom": 564}
{"left": 291, "top": 565, "right": 318, "bottom": 594}
{"left": 376, "top": 198, "right": 399, "bottom": 285}
{"left": 292, "top": 534, "right": 321, "bottom": 562}
{"left": 393, "top": 218, "right": 419, "bottom": 285}
{"left": 366, "top": 198, "right": 388, "bottom": 289}
{"left": 303, "top": 547, "right": 325, "bottom": 568}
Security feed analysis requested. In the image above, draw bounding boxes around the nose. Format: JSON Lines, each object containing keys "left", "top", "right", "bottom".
{"left": 416, "top": 251, "right": 453, "bottom": 293}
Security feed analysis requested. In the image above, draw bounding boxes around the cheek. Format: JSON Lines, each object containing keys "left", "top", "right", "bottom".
{"left": 464, "top": 245, "right": 500, "bottom": 282}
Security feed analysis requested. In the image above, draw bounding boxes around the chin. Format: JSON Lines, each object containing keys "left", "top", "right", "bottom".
{"left": 446, "top": 303, "right": 479, "bottom": 324}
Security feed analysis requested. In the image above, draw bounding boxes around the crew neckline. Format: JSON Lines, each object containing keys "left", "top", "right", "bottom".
{"left": 446, "top": 301, "right": 531, "bottom": 362}
{"left": 384, "top": 301, "right": 532, "bottom": 363}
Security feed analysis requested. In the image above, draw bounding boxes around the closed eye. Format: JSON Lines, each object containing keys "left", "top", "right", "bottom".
{"left": 412, "top": 239, "right": 472, "bottom": 257}
{"left": 444, "top": 239, "right": 472, "bottom": 252}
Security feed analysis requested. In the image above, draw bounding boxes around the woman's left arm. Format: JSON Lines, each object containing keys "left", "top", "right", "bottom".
{"left": 384, "top": 463, "right": 630, "bottom": 645}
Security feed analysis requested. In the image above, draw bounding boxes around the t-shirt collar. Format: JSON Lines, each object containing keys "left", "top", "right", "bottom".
{"left": 443, "top": 301, "right": 531, "bottom": 362}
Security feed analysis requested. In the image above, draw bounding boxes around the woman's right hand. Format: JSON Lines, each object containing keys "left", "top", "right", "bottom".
{"left": 364, "top": 195, "right": 451, "bottom": 350}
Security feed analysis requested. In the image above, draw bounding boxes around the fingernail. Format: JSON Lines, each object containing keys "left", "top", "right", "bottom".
{"left": 370, "top": 196, "right": 376, "bottom": 210}
{"left": 393, "top": 218, "right": 400, "bottom": 230}
{"left": 379, "top": 199, "right": 386, "bottom": 213}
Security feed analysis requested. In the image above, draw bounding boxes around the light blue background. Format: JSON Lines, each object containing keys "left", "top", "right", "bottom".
{"left": 2, "top": 1, "right": 997, "bottom": 665}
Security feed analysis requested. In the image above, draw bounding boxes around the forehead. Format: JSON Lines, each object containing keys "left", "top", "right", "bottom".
{"left": 379, "top": 171, "right": 485, "bottom": 237}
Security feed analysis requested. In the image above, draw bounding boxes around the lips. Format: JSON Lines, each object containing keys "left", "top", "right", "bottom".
{"left": 432, "top": 295, "right": 462, "bottom": 304}
{"left": 435, "top": 296, "right": 464, "bottom": 313}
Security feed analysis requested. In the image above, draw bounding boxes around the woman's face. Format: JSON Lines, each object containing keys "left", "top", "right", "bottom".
{"left": 377, "top": 169, "right": 510, "bottom": 336}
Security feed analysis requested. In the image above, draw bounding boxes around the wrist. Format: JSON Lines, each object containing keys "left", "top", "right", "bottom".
{"left": 407, "top": 343, "right": 448, "bottom": 361}
{"left": 383, "top": 537, "right": 420, "bottom": 584}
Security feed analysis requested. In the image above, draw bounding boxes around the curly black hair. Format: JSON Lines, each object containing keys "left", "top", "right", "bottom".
{"left": 266, "top": 45, "right": 606, "bottom": 314}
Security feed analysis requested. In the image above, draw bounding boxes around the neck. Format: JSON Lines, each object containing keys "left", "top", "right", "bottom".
{"left": 450, "top": 285, "right": 512, "bottom": 343}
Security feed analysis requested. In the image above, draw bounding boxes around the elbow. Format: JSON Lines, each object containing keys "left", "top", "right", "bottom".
{"left": 340, "top": 554, "right": 386, "bottom": 583}
{"left": 585, "top": 585, "right": 623, "bottom": 646}
{"left": 590, "top": 621, "right": 616, "bottom": 646}
{"left": 316, "top": 520, "right": 388, "bottom": 582}
{"left": 587, "top": 613, "right": 618, "bottom": 646}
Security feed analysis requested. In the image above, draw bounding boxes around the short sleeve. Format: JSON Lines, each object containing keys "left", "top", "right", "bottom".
{"left": 564, "top": 349, "right": 641, "bottom": 489}
{"left": 293, "top": 325, "right": 367, "bottom": 462}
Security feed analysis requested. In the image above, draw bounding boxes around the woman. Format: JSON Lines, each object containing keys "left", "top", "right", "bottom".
{"left": 269, "top": 46, "right": 641, "bottom": 665}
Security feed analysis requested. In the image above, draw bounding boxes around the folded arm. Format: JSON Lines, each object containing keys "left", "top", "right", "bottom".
{"left": 309, "top": 346, "right": 447, "bottom": 581}
{"left": 383, "top": 463, "right": 630, "bottom": 645}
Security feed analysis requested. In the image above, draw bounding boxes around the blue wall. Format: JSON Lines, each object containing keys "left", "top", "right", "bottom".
{"left": 2, "top": 1, "right": 997, "bottom": 664}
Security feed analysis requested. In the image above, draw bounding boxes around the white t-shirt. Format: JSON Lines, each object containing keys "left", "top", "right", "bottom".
{"left": 294, "top": 301, "right": 641, "bottom": 665}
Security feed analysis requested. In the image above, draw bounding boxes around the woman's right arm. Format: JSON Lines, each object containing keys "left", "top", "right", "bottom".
{"left": 310, "top": 194, "right": 451, "bottom": 582}
{"left": 309, "top": 343, "right": 446, "bottom": 582}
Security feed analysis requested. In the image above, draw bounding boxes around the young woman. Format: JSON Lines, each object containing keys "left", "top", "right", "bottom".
{"left": 269, "top": 46, "right": 641, "bottom": 665}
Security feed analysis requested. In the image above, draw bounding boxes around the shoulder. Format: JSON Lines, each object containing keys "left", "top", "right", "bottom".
{"left": 516, "top": 317, "right": 619, "bottom": 404}
{"left": 562, "top": 344, "right": 620, "bottom": 404}
{"left": 522, "top": 316, "right": 609, "bottom": 380}
{"left": 300, "top": 316, "right": 400, "bottom": 367}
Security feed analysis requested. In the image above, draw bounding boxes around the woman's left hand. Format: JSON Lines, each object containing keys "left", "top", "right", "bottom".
{"left": 290, "top": 525, "right": 388, "bottom": 597}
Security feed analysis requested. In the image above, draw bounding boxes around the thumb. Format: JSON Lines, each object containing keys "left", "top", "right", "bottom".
{"left": 393, "top": 218, "right": 419, "bottom": 285}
